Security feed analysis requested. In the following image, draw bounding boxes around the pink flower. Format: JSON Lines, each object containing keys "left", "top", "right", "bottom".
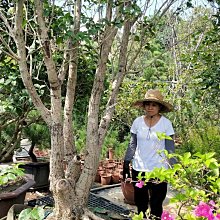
{"left": 194, "top": 201, "right": 214, "bottom": 220}
{"left": 161, "top": 210, "right": 175, "bottom": 220}
{"left": 209, "top": 200, "right": 216, "bottom": 207}
{"left": 214, "top": 213, "right": 220, "bottom": 219}
{"left": 135, "top": 180, "right": 145, "bottom": 188}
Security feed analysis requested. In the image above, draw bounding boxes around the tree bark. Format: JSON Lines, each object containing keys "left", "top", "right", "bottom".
{"left": 63, "top": 0, "right": 82, "bottom": 158}
{"left": 1, "top": 0, "right": 181, "bottom": 219}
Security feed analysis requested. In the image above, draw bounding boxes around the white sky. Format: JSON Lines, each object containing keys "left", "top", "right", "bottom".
{"left": 54, "top": 0, "right": 213, "bottom": 21}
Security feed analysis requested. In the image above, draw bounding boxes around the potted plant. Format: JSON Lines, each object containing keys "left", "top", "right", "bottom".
{"left": 3, "top": 204, "right": 52, "bottom": 220}
{"left": 15, "top": 123, "right": 50, "bottom": 190}
{"left": 0, "top": 164, "right": 35, "bottom": 218}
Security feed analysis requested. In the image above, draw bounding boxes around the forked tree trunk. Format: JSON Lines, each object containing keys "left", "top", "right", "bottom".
{"left": 2, "top": 0, "right": 178, "bottom": 219}
{"left": 13, "top": 0, "right": 138, "bottom": 218}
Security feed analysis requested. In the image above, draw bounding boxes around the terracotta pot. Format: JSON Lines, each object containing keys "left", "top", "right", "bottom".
{"left": 111, "top": 172, "right": 120, "bottom": 184}
{"left": 103, "top": 163, "right": 115, "bottom": 170}
{"left": 117, "top": 164, "right": 123, "bottom": 169}
{"left": 108, "top": 148, "right": 114, "bottom": 160}
{"left": 100, "top": 173, "right": 112, "bottom": 185}
{"left": 121, "top": 181, "right": 135, "bottom": 205}
{"left": 95, "top": 169, "right": 105, "bottom": 183}
{"left": 115, "top": 161, "right": 123, "bottom": 168}
{"left": 97, "top": 169, "right": 105, "bottom": 175}
{"left": 95, "top": 173, "right": 101, "bottom": 183}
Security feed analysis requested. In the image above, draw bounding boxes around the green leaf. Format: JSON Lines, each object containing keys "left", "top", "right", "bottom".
{"left": 156, "top": 132, "right": 172, "bottom": 140}
{"left": 18, "top": 207, "right": 45, "bottom": 220}
{"left": 134, "top": 35, "right": 140, "bottom": 42}
{"left": 30, "top": 207, "right": 45, "bottom": 220}
{"left": 7, "top": 173, "right": 16, "bottom": 181}
{"left": 132, "top": 211, "right": 144, "bottom": 220}
{"left": 22, "top": 19, "right": 27, "bottom": 28}
{"left": 18, "top": 208, "right": 32, "bottom": 220}
{"left": 0, "top": 176, "right": 9, "bottom": 185}
{"left": 137, "top": 172, "right": 143, "bottom": 180}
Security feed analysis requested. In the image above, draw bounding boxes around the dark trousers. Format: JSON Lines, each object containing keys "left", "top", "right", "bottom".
{"left": 132, "top": 169, "right": 167, "bottom": 219}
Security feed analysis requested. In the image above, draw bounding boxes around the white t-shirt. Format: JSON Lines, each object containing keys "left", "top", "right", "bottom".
{"left": 131, "top": 115, "right": 174, "bottom": 172}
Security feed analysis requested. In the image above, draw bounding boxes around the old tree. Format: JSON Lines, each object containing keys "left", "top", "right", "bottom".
{"left": 0, "top": 0, "right": 182, "bottom": 219}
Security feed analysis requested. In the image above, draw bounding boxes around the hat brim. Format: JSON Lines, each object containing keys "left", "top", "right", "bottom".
{"left": 132, "top": 98, "right": 173, "bottom": 113}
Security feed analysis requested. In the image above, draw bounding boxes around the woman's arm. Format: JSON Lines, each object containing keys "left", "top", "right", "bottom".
{"left": 124, "top": 132, "right": 137, "bottom": 162}
{"left": 123, "top": 133, "right": 137, "bottom": 180}
{"left": 165, "top": 135, "right": 177, "bottom": 166}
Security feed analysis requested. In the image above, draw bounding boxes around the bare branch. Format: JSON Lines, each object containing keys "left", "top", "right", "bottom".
{"left": 34, "top": 0, "right": 58, "bottom": 86}
{"left": 0, "top": 10, "right": 14, "bottom": 37}
{"left": 0, "top": 35, "right": 19, "bottom": 61}
{"left": 106, "top": 0, "right": 113, "bottom": 21}
{"left": 0, "top": 118, "right": 17, "bottom": 130}
{"left": 98, "top": 3, "right": 136, "bottom": 145}
{"left": 159, "top": 0, "right": 177, "bottom": 19}
{"left": 83, "top": 209, "right": 104, "bottom": 220}
{"left": 76, "top": 1, "right": 120, "bottom": 196}
{"left": 48, "top": 0, "right": 56, "bottom": 30}
{"left": 154, "top": 0, "right": 177, "bottom": 18}
{"left": 13, "top": 0, "right": 51, "bottom": 125}
{"left": 63, "top": 0, "right": 82, "bottom": 156}
{"left": 58, "top": 42, "right": 70, "bottom": 82}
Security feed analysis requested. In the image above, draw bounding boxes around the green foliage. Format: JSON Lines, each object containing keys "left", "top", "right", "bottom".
{"left": 102, "top": 129, "right": 120, "bottom": 158}
{"left": 18, "top": 206, "right": 45, "bottom": 220}
{"left": 23, "top": 119, "right": 50, "bottom": 150}
{"left": 179, "top": 122, "right": 220, "bottom": 157}
{"left": 0, "top": 164, "right": 24, "bottom": 186}
{"left": 114, "top": 134, "right": 130, "bottom": 159}
{"left": 75, "top": 124, "right": 130, "bottom": 160}
{"left": 75, "top": 126, "right": 87, "bottom": 154}
{"left": 102, "top": 128, "right": 130, "bottom": 160}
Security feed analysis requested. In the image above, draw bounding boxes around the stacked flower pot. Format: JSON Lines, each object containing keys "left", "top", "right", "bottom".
{"left": 95, "top": 159, "right": 123, "bottom": 185}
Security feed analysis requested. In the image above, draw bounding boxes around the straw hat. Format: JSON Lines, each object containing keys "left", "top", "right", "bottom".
{"left": 132, "top": 89, "right": 173, "bottom": 113}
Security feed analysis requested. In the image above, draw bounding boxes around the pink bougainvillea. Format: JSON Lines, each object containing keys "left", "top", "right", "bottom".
{"left": 135, "top": 180, "right": 145, "bottom": 188}
{"left": 160, "top": 202, "right": 220, "bottom": 220}
{"left": 215, "top": 214, "right": 220, "bottom": 220}
{"left": 194, "top": 201, "right": 220, "bottom": 220}
{"left": 161, "top": 210, "right": 175, "bottom": 220}
{"left": 194, "top": 201, "right": 214, "bottom": 220}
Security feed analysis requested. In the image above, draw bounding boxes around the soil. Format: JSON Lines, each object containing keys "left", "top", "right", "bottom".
{"left": 0, "top": 178, "right": 26, "bottom": 194}
{"left": 25, "top": 188, "right": 51, "bottom": 203}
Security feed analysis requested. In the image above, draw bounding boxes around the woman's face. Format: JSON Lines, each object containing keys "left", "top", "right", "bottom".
{"left": 144, "top": 101, "right": 160, "bottom": 116}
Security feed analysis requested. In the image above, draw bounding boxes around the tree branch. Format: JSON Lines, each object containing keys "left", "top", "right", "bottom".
{"left": 0, "top": 35, "right": 19, "bottom": 61}
{"left": 98, "top": 1, "right": 137, "bottom": 145}
{"left": 34, "top": 0, "right": 59, "bottom": 87}
{"left": 63, "top": 0, "right": 82, "bottom": 157}
{"left": 13, "top": 0, "right": 51, "bottom": 125}
{"left": 0, "top": 10, "right": 14, "bottom": 37}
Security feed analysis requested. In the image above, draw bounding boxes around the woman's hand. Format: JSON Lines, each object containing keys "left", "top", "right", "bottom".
{"left": 123, "top": 160, "right": 131, "bottom": 181}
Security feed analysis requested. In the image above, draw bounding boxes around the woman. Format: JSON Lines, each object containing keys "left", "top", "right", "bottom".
{"left": 123, "top": 89, "right": 175, "bottom": 219}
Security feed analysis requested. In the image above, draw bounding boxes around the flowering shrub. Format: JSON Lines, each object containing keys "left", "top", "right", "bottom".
{"left": 161, "top": 210, "right": 175, "bottom": 220}
{"left": 194, "top": 201, "right": 220, "bottom": 220}
{"left": 161, "top": 201, "right": 220, "bottom": 220}
{"left": 131, "top": 152, "right": 220, "bottom": 220}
